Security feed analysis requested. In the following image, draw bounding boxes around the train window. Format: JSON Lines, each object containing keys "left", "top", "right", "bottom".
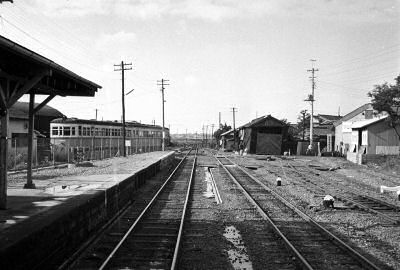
{"left": 78, "top": 126, "right": 82, "bottom": 136}
{"left": 51, "top": 126, "right": 58, "bottom": 136}
{"left": 64, "top": 126, "right": 71, "bottom": 136}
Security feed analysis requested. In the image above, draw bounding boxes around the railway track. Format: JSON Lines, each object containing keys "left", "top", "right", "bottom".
{"left": 282, "top": 159, "right": 400, "bottom": 225}
{"left": 215, "top": 155, "right": 383, "bottom": 270}
{"left": 68, "top": 149, "right": 197, "bottom": 269}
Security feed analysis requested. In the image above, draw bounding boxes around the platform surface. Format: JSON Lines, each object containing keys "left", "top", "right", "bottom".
{"left": 0, "top": 151, "right": 173, "bottom": 232}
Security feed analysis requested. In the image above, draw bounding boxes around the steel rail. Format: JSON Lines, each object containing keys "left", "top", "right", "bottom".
{"left": 98, "top": 149, "right": 193, "bottom": 270}
{"left": 214, "top": 156, "right": 315, "bottom": 270}
{"left": 285, "top": 161, "right": 399, "bottom": 225}
{"left": 171, "top": 148, "right": 198, "bottom": 269}
{"left": 223, "top": 155, "right": 382, "bottom": 270}
{"left": 209, "top": 168, "right": 222, "bottom": 204}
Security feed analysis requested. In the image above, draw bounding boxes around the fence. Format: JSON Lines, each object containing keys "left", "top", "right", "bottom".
{"left": 6, "top": 136, "right": 163, "bottom": 171}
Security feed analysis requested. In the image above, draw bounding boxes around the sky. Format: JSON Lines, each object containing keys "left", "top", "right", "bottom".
{"left": 0, "top": 0, "right": 399, "bottom": 134}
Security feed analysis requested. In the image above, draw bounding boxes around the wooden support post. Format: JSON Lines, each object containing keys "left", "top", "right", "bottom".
{"left": 25, "top": 93, "right": 36, "bottom": 189}
{"left": 0, "top": 110, "right": 9, "bottom": 209}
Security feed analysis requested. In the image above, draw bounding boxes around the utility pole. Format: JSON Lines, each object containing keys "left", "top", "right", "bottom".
{"left": 300, "top": 109, "right": 307, "bottom": 141}
{"left": 114, "top": 61, "right": 132, "bottom": 157}
{"left": 205, "top": 125, "right": 209, "bottom": 148}
{"left": 157, "top": 79, "right": 169, "bottom": 151}
{"left": 211, "top": 124, "right": 215, "bottom": 148}
{"left": 219, "top": 112, "right": 221, "bottom": 128}
{"left": 231, "top": 107, "right": 238, "bottom": 151}
{"left": 95, "top": 109, "right": 98, "bottom": 121}
{"left": 306, "top": 59, "right": 318, "bottom": 148}
{"left": 202, "top": 125, "right": 205, "bottom": 147}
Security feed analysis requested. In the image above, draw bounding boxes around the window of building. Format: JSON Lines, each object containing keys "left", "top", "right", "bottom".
{"left": 71, "top": 127, "right": 76, "bottom": 136}
{"left": 78, "top": 126, "right": 82, "bottom": 136}
{"left": 51, "top": 126, "right": 58, "bottom": 136}
{"left": 64, "top": 126, "right": 71, "bottom": 136}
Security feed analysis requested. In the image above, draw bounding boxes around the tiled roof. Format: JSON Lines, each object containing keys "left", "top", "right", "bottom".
{"left": 10, "top": 101, "right": 65, "bottom": 119}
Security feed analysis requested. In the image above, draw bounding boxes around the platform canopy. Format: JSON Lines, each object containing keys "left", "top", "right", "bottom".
{"left": 0, "top": 35, "right": 102, "bottom": 209}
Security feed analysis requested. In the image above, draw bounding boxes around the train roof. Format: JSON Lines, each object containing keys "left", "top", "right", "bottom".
{"left": 51, "top": 118, "right": 167, "bottom": 130}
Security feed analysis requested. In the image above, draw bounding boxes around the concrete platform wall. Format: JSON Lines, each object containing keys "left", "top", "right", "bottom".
{"left": 0, "top": 152, "right": 175, "bottom": 270}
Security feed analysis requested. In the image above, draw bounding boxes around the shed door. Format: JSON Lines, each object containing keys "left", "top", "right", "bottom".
{"left": 256, "top": 133, "right": 282, "bottom": 155}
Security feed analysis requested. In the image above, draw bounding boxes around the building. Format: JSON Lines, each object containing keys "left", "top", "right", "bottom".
{"left": 1, "top": 101, "right": 64, "bottom": 148}
{"left": 333, "top": 103, "right": 376, "bottom": 155}
{"left": 239, "top": 115, "right": 286, "bottom": 155}
{"left": 347, "top": 115, "right": 399, "bottom": 164}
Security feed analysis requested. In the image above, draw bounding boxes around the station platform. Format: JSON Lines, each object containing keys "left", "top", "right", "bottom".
{"left": 0, "top": 151, "right": 175, "bottom": 269}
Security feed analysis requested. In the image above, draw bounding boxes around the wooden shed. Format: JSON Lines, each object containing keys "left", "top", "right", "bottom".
{"left": 239, "top": 115, "right": 285, "bottom": 155}
{"left": 350, "top": 115, "right": 399, "bottom": 155}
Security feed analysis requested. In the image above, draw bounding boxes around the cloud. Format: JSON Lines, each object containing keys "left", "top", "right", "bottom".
{"left": 30, "top": 0, "right": 112, "bottom": 17}
{"left": 184, "top": 74, "right": 197, "bottom": 86}
{"left": 23, "top": 0, "right": 398, "bottom": 23}
{"left": 95, "top": 31, "right": 137, "bottom": 61}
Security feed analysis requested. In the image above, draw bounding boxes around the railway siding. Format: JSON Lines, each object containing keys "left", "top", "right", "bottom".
{"left": 228, "top": 153, "right": 400, "bottom": 269}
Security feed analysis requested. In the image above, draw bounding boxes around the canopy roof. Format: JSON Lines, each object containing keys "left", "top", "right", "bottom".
{"left": 0, "top": 35, "right": 101, "bottom": 101}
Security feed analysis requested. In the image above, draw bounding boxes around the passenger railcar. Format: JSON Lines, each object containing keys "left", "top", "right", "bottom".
{"left": 50, "top": 118, "right": 170, "bottom": 162}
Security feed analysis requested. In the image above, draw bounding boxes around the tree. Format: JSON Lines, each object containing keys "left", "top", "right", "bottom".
{"left": 368, "top": 75, "right": 400, "bottom": 139}
{"left": 214, "top": 123, "right": 231, "bottom": 142}
{"left": 296, "top": 110, "right": 310, "bottom": 141}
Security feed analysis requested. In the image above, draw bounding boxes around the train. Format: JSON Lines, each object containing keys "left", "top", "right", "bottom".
{"left": 50, "top": 117, "right": 170, "bottom": 162}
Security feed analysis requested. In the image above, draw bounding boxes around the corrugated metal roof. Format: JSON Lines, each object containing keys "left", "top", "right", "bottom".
{"left": 333, "top": 103, "right": 372, "bottom": 127}
{"left": 351, "top": 115, "right": 388, "bottom": 129}
{"left": 221, "top": 129, "right": 234, "bottom": 136}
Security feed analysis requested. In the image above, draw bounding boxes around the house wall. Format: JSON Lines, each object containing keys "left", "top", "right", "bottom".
{"left": 8, "top": 118, "right": 28, "bottom": 137}
{"left": 367, "top": 121, "right": 399, "bottom": 155}
{"left": 334, "top": 108, "right": 374, "bottom": 153}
